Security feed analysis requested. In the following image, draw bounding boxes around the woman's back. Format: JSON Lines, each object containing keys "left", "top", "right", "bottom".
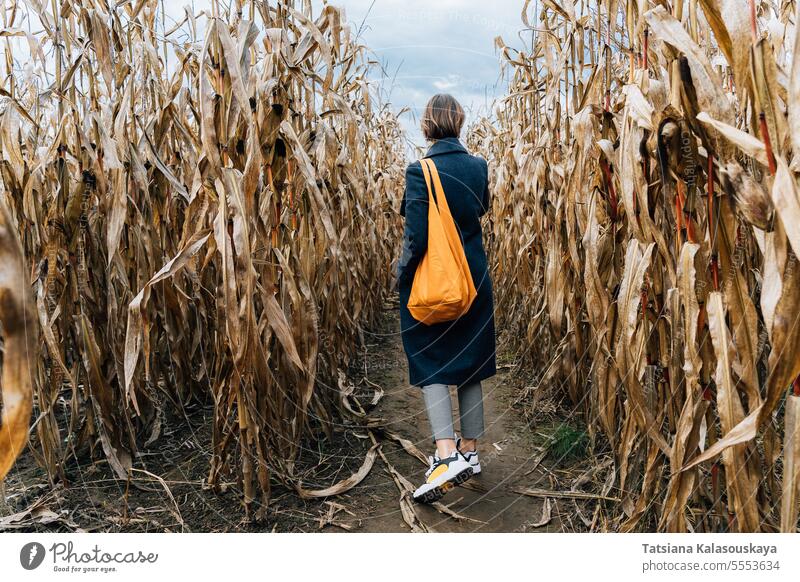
{"left": 401, "top": 137, "right": 490, "bottom": 293}
{"left": 397, "top": 93, "right": 496, "bottom": 504}
{"left": 398, "top": 136, "right": 495, "bottom": 388}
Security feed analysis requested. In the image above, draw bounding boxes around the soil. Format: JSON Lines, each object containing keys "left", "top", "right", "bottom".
{"left": 343, "top": 309, "right": 564, "bottom": 533}
{"left": 1, "top": 306, "right": 596, "bottom": 533}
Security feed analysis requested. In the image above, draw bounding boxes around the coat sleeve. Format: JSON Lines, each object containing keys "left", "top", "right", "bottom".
{"left": 479, "top": 158, "right": 490, "bottom": 217}
{"left": 397, "top": 161, "right": 428, "bottom": 284}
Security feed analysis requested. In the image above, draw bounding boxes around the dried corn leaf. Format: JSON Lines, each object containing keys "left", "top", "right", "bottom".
{"left": 781, "top": 394, "right": 800, "bottom": 532}
{"left": 297, "top": 444, "right": 378, "bottom": 499}
{"left": 0, "top": 202, "right": 37, "bottom": 480}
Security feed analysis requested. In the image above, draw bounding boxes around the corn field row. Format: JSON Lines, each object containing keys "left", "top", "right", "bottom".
{"left": 0, "top": 0, "right": 405, "bottom": 517}
{"left": 468, "top": 0, "right": 800, "bottom": 531}
{"left": 2, "top": 0, "right": 800, "bottom": 533}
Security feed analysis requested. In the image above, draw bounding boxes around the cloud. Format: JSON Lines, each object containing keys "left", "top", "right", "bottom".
{"left": 318, "top": 0, "right": 528, "bottom": 150}
{"left": 432, "top": 76, "right": 459, "bottom": 91}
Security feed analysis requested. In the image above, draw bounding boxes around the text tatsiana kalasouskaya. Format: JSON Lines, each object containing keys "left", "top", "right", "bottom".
{"left": 642, "top": 544, "right": 777, "bottom": 557}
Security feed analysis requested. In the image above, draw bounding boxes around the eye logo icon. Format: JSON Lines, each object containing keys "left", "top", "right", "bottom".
{"left": 20, "top": 542, "right": 46, "bottom": 570}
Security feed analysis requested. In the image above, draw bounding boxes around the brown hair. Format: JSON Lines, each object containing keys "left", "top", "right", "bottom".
{"left": 421, "top": 94, "right": 465, "bottom": 141}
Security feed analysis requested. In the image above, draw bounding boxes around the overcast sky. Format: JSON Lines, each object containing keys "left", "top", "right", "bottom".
{"left": 9, "top": 0, "right": 532, "bottom": 150}
{"left": 319, "top": 0, "right": 531, "bottom": 149}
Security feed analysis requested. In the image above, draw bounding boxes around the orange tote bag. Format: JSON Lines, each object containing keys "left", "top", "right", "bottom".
{"left": 407, "top": 158, "right": 477, "bottom": 324}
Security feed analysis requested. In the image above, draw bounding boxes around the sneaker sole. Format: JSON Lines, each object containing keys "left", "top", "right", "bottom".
{"left": 413, "top": 467, "right": 474, "bottom": 504}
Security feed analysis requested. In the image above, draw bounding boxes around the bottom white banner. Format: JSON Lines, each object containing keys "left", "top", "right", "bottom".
{"left": 0, "top": 533, "right": 797, "bottom": 581}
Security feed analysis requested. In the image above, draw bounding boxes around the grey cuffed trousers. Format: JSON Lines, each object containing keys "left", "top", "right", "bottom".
{"left": 421, "top": 381, "right": 485, "bottom": 441}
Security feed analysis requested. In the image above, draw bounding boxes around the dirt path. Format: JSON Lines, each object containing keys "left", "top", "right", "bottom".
{"left": 339, "top": 308, "right": 565, "bottom": 533}
{"left": 2, "top": 307, "right": 588, "bottom": 533}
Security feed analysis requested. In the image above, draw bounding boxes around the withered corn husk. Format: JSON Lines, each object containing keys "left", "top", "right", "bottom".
{"left": 469, "top": 0, "right": 800, "bottom": 532}
{"left": 0, "top": 0, "right": 404, "bottom": 514}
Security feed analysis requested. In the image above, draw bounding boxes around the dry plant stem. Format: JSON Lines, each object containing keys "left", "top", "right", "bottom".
{"left": 0, "top": 0, "right": 404, "bottom": 516}
{"left": 467, "top": 0, "right": 800, "bottom": 532}
{"left": 0, "top": 201, "right": 38, "bottom": 482}
{"left": 0, "top": 481, "right": 7, "bottom": 517}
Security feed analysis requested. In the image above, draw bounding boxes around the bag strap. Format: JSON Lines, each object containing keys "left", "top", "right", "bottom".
{"left": 420, "top": 158, "right": 463, "bottom": 260}
{"left": 419, "top": 158, "right": 436, "bottom": 209}
{"left": 420, "top": 158, "right": 453, "bottom": 217}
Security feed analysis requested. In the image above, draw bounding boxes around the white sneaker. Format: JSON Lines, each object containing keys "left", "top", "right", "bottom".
{"left": 456, "top": 436, "right": 481, "bottom": 474}
{"left": 412, "top": 450, "right": 473, "bottom": 504}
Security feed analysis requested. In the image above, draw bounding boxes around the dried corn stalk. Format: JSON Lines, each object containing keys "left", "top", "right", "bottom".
{"left": 470, "top": 0, "right": 800, "bottom": 532}
{"left": 0, "top": 201, "right": 37, "bottom": 480}
{"left": 0, "top": 0, "right": 404, "bottom": 515}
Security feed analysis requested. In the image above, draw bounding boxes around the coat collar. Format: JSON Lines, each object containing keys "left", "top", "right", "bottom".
{"left": 425, "top": 137, "right": 468, "bottom": 158}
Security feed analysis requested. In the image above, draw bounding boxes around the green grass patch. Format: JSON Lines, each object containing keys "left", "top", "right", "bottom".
{"left": 545, "top": 422, "right": 589, "bottom": 462}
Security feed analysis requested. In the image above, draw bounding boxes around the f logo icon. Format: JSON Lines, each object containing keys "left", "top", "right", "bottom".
{"left": 20, "top": 542, "right": 46, "bottom": 570}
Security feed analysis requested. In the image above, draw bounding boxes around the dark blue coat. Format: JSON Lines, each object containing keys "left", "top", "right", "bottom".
{"left": 397, "top": 137, "right": 496, "bottom": 387}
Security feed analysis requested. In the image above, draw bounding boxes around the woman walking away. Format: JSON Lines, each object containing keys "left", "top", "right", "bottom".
{"left": 396, "top": 94, "right": 496, "bottom": 504}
